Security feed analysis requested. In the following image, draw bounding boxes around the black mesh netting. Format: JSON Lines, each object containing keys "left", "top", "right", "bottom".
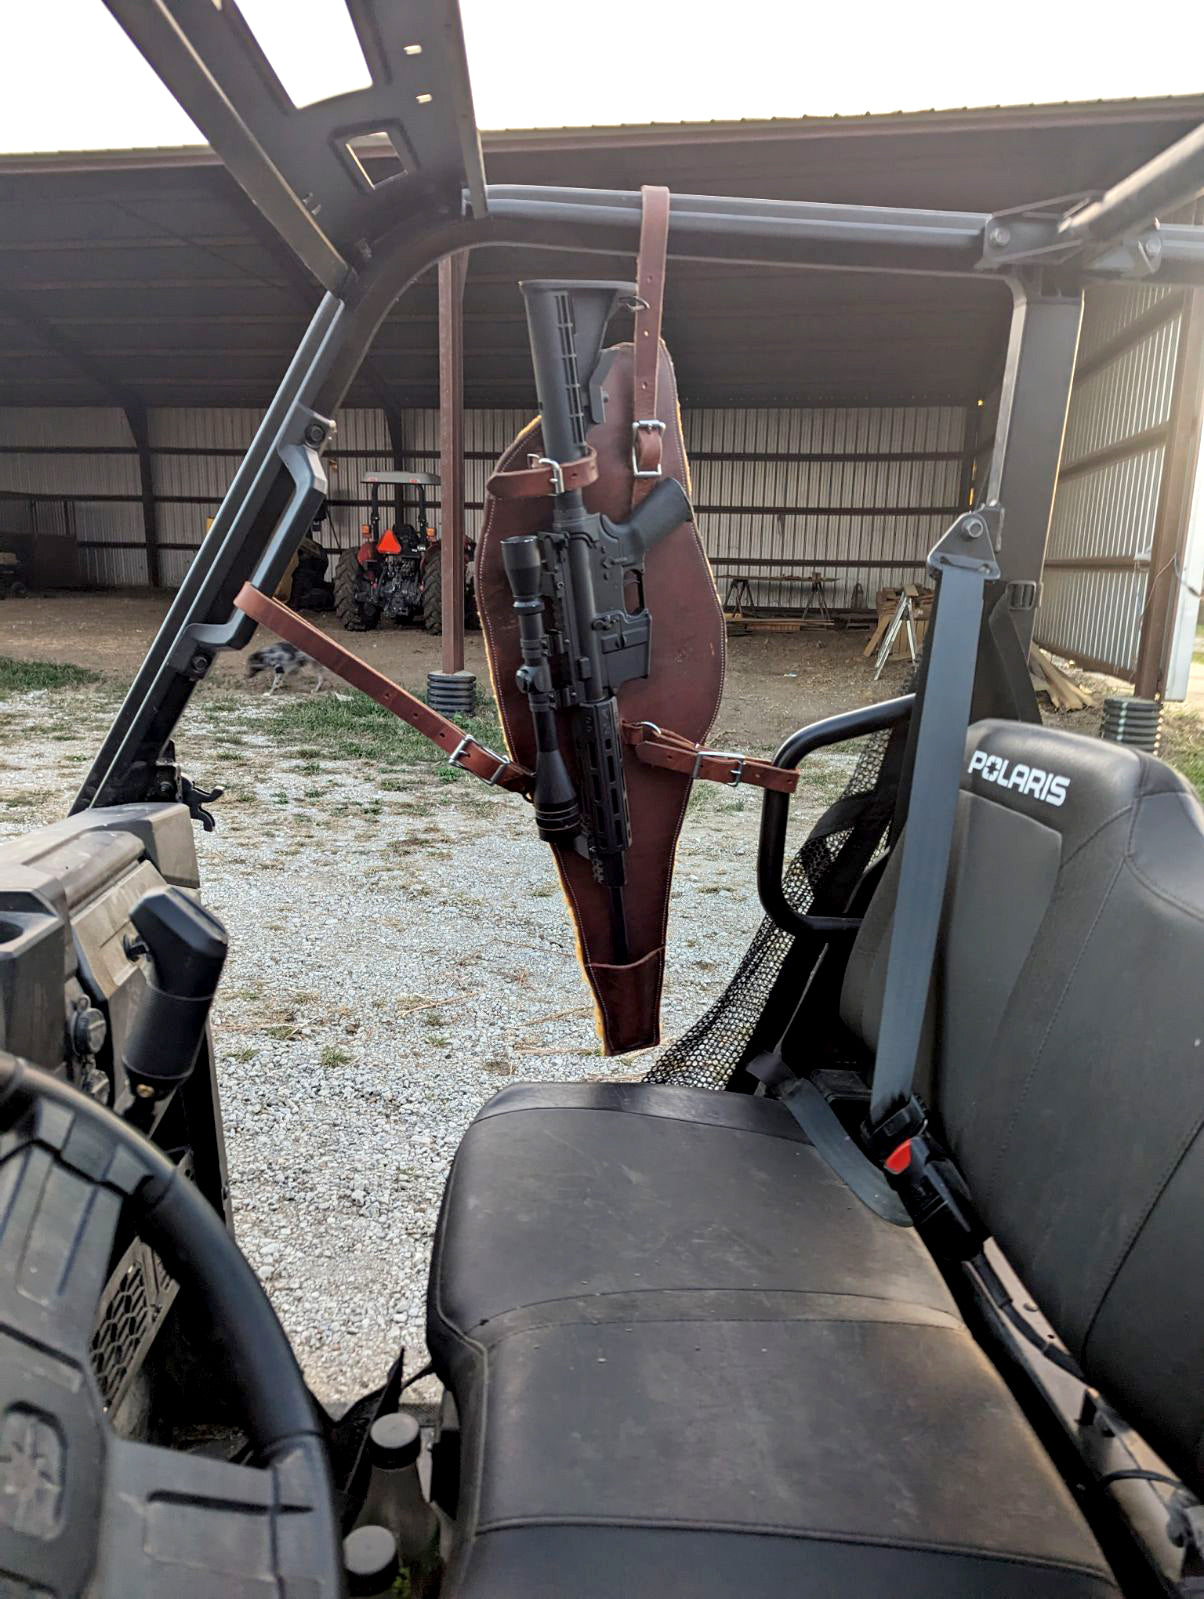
{"left": 645, "top": 721, "right": 899, "bottom": 1090}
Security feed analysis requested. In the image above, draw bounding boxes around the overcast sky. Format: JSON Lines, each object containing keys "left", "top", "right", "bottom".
{"left": 1, "top": 0, "right": 1201, "bottom": 154}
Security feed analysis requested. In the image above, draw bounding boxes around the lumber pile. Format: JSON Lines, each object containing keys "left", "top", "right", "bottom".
{"left": 1029, "top": 646, "right": 1092, "bottom": 712}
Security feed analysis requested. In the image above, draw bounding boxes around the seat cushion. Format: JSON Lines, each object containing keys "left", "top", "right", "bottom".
{"left": 428, "top": 1082, "right": 1117, "bottom": 1598}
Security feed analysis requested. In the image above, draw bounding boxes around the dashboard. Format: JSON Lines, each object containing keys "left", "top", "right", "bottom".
{"left": 0, "top": 802, "right": 229, "bottom": 1422}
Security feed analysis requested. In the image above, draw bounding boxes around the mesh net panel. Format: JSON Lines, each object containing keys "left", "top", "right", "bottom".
{"left": 646, "top": 722, "right": 897, "bottom": 1090}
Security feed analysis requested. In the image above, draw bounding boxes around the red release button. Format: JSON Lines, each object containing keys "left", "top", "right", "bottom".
{"left": 885, "top": 1139, "right": 913, "bottom": 1175}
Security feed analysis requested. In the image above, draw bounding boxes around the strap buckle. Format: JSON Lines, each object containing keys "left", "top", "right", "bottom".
{"left": 689, "top": 746, "right": 745, "bottom": 787}
{"left": 631, "top": 419, "right": 665, "bottom": 478}
{"left": 527, "top": 454, "right": 565, "bottom": 495}
{"left": 448, "top": 735, "right": 509, "bottom": 786}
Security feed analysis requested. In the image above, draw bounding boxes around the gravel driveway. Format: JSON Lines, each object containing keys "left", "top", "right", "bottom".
{"left": 0, "top": 664, "right": 856, "bottom": 1403}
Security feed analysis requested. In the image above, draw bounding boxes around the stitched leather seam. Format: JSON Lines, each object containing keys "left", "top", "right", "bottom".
{"left": 1056, "top": 803, "right": 1134, "bottom": 868}
{"left": 468, "top": 1298, "right": 967, "bottom": 1345}
{"left": 1120, "top": 796, "right": 1204, "bottom": 920}
{"left": 470, "top": 1515, "right": 1112, "bottom": 1581}
{"left": 468, "top": 1098, "right": 811, "bottom": 1146}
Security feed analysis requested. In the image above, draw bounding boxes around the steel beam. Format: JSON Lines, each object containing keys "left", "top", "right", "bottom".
{"left": 483, "top": 185, "right": 1204, "bottom": 287}
{"left": 438, "top": 251, "right": 468, "bottom": 675}
{"left": 984, "top": 279, "right": 1084, "bottom": 656}
{"left": 1056, "top": 123, "right": 1204, "bottom": 252}
{"left": 102, "top": 0, "right": 348, "bottom": 293}
{"left": 1134, "top": 281, "right": 1204, "bottom": 699}
{"left": 125, "top": 405, "right": 161, "bottom": 590}
{"left": 385, "top": 412, "right": 405, "bottom": 473}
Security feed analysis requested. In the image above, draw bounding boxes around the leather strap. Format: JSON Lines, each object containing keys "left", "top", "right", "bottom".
{"left": 623, "top": 721, "right": 798, "bottom": 794}
{"left": 233, "top": 586, "right": 792, "bottom": 798}
{"left": 486, "top": 444, "right": 599, "bottom": 501}
{"left": 631, "top": 185, "right": 670, "bottom": 498}
{"left": 233, "top": 585, "right": 534, "bottom": 793}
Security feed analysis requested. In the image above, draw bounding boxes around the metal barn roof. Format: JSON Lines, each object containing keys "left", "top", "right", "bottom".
{"left": 1, "top": 96, "right": 1202, "bottom": 411}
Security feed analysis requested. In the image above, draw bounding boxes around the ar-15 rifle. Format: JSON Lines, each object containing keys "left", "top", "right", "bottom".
{"left": 501, "top": 280, "right": 693, "bottom": 963}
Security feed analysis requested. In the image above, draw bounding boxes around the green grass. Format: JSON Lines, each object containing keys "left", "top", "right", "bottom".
{"left": 318, "top": 1044, "right": 351, "bottom": 1068}
{"left": 0, "top": 656, "right": 102, "bottom": 693}
{"left": 1163, "top": 711, "right": 1204, "bottom": 801}
{"left": 263, "top": 689, "right": 507, "bottom": 779}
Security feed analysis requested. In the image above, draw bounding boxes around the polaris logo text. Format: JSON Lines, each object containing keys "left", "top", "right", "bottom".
{"left": 968, "top": 750, "right": 1070, "bottom": 807}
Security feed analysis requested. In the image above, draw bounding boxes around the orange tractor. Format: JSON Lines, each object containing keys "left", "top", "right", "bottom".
{"left": 334, "top": 470, "right": 475, "bottom": 634}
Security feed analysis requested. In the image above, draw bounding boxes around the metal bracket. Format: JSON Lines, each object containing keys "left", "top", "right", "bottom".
{"left": 979, "top": 200, "right": 1164, "bottom": 280}
{"left": 928, "top": 505, "right": 1003, "bottom": 581}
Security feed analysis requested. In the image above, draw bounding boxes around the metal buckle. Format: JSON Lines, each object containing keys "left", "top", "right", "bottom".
{"left": 448, "top": 735, "right": 508, "bottom": 785}
{"left": 631, "top": 419, "right": 666, "bottom": 478}
{"left": 527, "top": 453, "right": 565, "bottom": 495}
{"left": 689, "top": 746, "right": 745, "bottom": 787}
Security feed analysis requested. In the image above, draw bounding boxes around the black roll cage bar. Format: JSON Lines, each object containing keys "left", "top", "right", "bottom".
{"left": 74, "top": 0, "right": 1204, "bottom": 816}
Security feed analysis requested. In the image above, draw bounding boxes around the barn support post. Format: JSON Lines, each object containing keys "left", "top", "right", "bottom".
{"left": 1134, "top": 279, "right": 1204, "bottom": 699}
{"left": 985, "top": 277, "right": 1084, "bottom": 657}
{"left": 438, "top": 250, "right": 469, "bottom": 681}
{"left": 385, "top": 410, "right": 405, "bottom": 473}
{"left": 125, "top": 404, "right": 161, "bottom": 590}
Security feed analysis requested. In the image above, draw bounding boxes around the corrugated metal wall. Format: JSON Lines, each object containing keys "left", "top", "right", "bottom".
{"left": 0, "top": 407, "right": 146, "bottom": 586}
{"left": 0, "top": 401, "right": 973, "bottom": 612}
{"left": 1037, "top": 283, "right": 1186, "bottom": 679}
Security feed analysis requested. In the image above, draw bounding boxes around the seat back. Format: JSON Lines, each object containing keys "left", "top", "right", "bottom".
{"left": 840, "top": 719, "right": 1204, "bottom": 1492}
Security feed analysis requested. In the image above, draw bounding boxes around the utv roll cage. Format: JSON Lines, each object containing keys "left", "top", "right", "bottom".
{"left": 13, "top": 4, "right": 1200, "bottom": 1595}
{"left": 77, "top": 0, "right": 1204, "bottom": 822}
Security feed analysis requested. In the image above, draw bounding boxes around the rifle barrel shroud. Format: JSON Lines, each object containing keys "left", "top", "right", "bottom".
{"left": 501, "top": 280, "right": 693, "bottom": 963}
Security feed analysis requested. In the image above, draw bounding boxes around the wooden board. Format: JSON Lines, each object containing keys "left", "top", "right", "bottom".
{"left": 1030, "top": 645, "right": 1092, "bottom": 712}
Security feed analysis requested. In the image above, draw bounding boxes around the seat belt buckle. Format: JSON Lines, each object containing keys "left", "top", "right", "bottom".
{"left": 877, "top": 1127, "right": 986, "bottom": 1262}
{"left": 863, "top": 1095, "right": 927, "bottom": 1163}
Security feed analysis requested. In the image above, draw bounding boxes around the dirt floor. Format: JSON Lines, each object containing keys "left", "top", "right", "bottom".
{"left": 0, "top": 590, "right": 916, "bottom": 755}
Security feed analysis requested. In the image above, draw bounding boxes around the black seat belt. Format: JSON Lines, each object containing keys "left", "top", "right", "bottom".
{"left": 865, "top": 508, "right": 1000, "bottom": 1140}
{"left": 763, "top": 508, "right": 1002, "bottom": 1252}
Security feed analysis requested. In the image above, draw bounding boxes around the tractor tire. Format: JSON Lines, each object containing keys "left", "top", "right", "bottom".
{"left": 422, "top": 543, "right": 443, "bottom": 635}
{"left": 334, "top": 547, "right": 378, "bottom": 631}
{"left": 422, "top": 543, "right": 479, "bottom": 634}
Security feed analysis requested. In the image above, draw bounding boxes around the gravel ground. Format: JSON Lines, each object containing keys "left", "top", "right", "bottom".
{"left": 0, "top": 665, "right": 855, "bottom": 1404}
{"left": 7, "top": 602, "right": 1188, "bottom": 1406}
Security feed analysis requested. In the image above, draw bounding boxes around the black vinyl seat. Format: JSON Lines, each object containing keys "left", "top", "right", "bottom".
{"left": 428, "top": 723, "right": 1204, "bottom": 1597}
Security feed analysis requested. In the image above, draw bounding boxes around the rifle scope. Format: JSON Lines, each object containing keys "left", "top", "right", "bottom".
{"left": 501, "top": 534, "right": 581, "bottom": 844}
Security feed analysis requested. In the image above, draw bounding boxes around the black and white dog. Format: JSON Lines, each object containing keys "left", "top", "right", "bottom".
{"left": 245, "top": 641, "right": 324, "bottom": 694}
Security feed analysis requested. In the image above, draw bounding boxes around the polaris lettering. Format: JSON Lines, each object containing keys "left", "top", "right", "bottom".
{"left": 967, "top": 749, "right": 1069, "bottom": 807}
